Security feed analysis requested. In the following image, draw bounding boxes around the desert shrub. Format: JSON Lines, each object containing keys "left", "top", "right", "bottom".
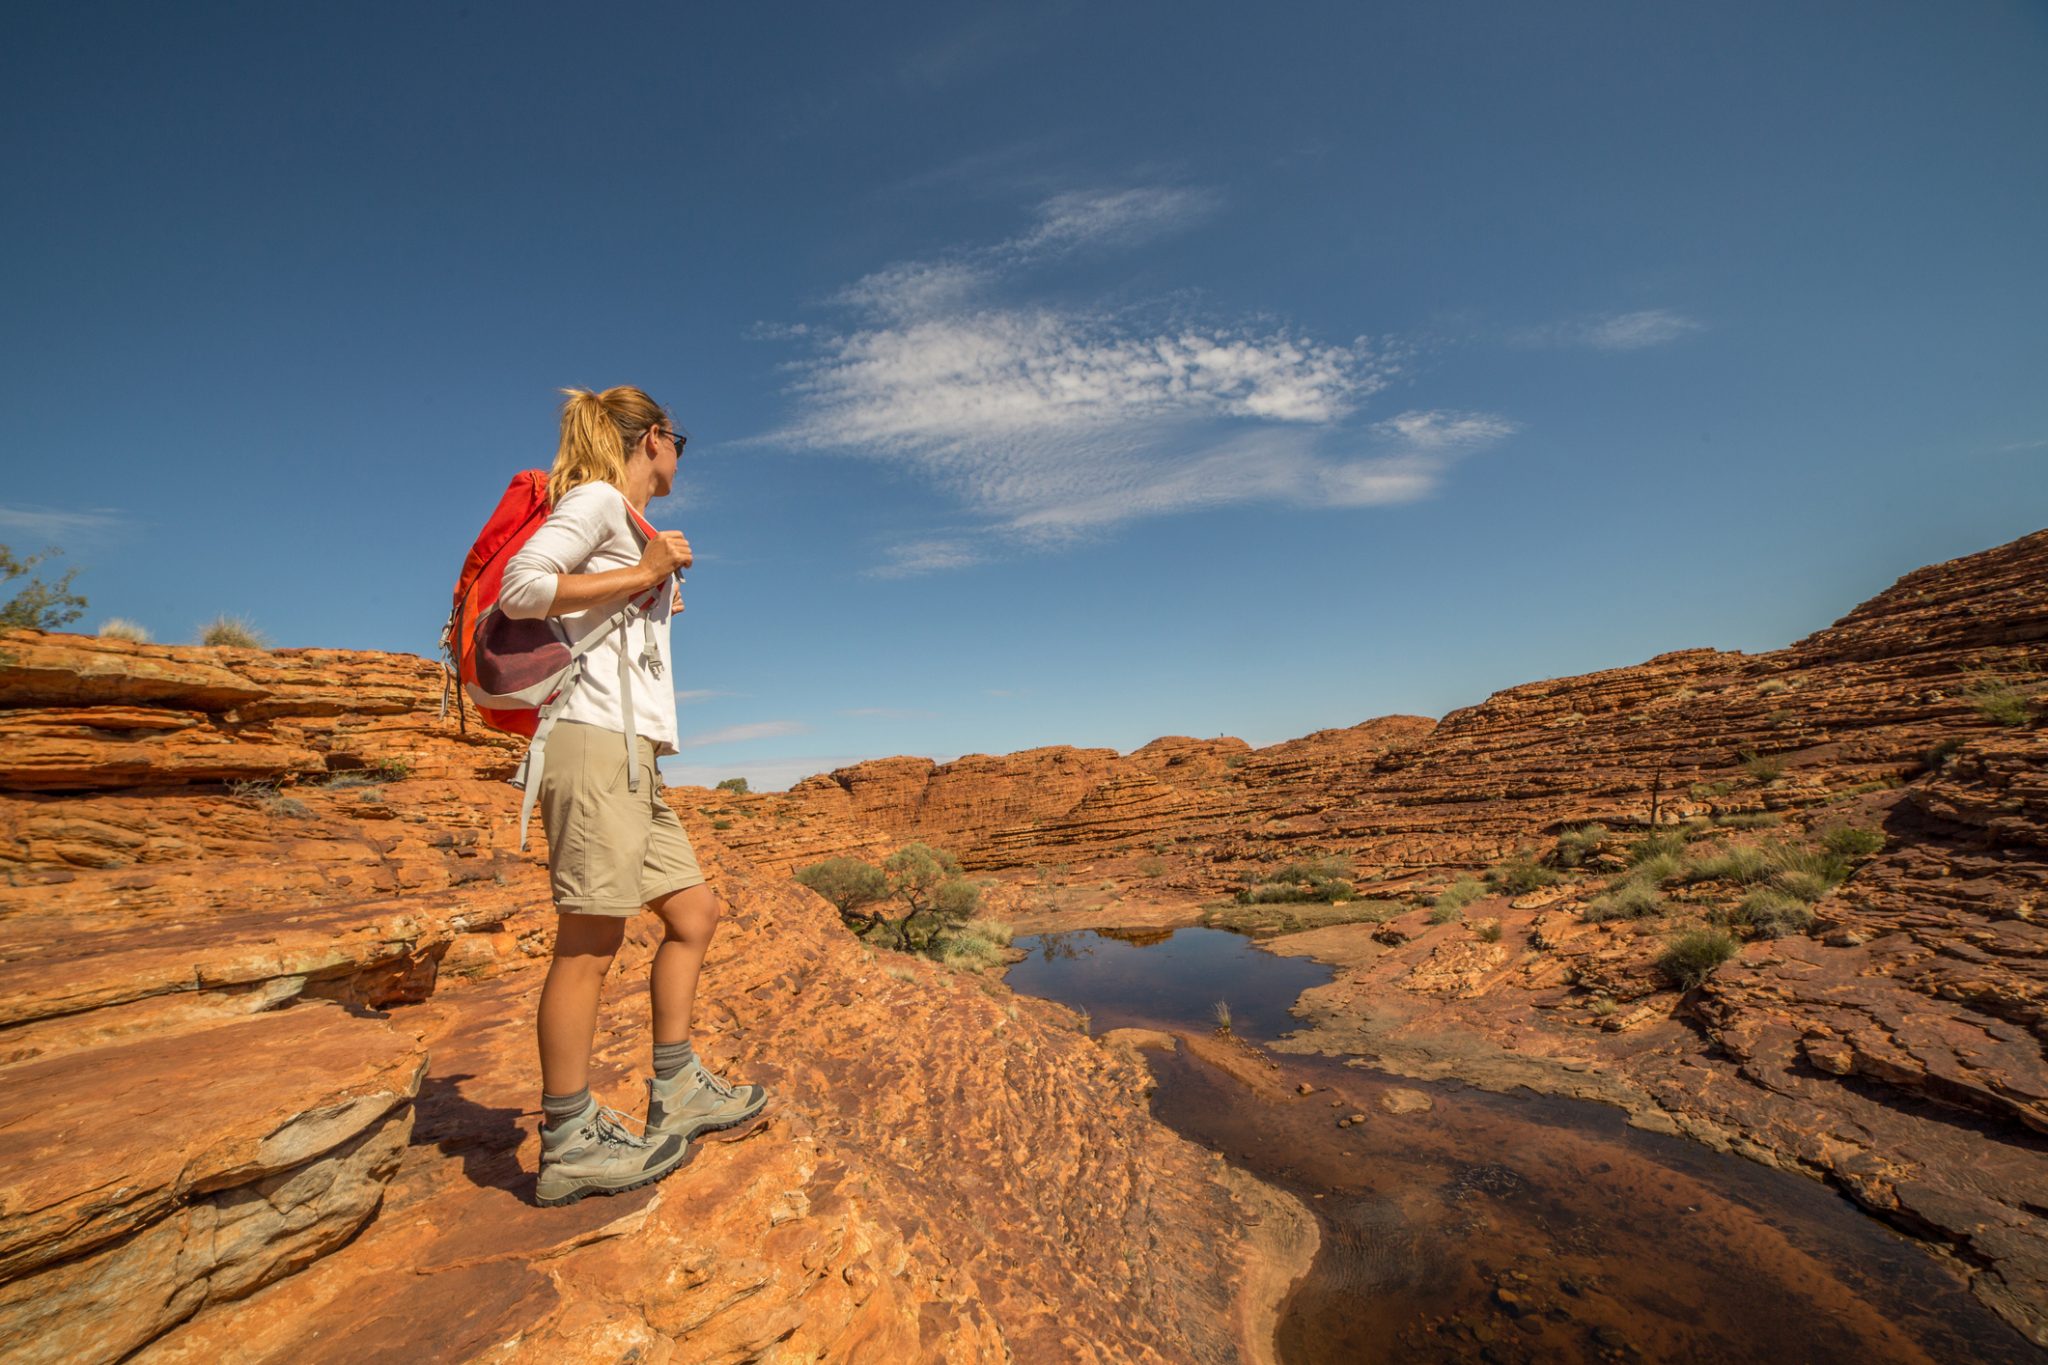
{"left": 1487, "top": 856, "right": 1558, "bottom": 895}
{"left": 229, "top": 779, "right": 312, "bottom": 819}
{"left": 199, "top": 616, "right": 267, "bottom": 648}
{"left": 1771, "top": 869, "right": 1832, "bottom": 903}
{"left": 711, "top": 819, "right": 732, "bottom": 830}
{"left": 1685, "top": 843, "right": 1776, "bottom": 886}
{"left": 1212, "top": 1000, "right": 1233, "bottom": 1034}
{"left": 97, "top": 617, "right": 151, "bottom": 643}
{"left": 1737, "top": 889, "right": 1817, "bottom": 939}
{"left": 1740, "top": 751, "right": 1786, "bottom": 785}
{"left": 1765, "top": 709, "right": 1794, "bottom": 725}
{"left": 325, "top": 758, "right": 407, "bottom": 787}
{"left": 931, "top": 918, "right": 1014, "bottom": 973}
{"left": 1432, "top": 877, "right": 1486, "bottom": 916}
{"left": 1552, "top": 823, "right": 1609, "bottom": 868}
{"left": 882, "top": 844, "right": 982, "bottom": 950}
{"left": 1626, "top": 852, "right": 1685, "bottom": 888}
{"left": 1823, "top": 826, "right": 1885, "bottom": 858}
{"left": 1240, "top": 856, "right": 1354, "bottom": 904}
{"left": 1769, "top": 842, "right": 1851, "bottom": 888}
{"left": 795, "top": 857, "right": 891, "bottom": 934}
{"left": 1757, "top": 678, "right": 1790, "bottom": 695}
{"left": 1584, "top": 881, "right": 1664, "bottom": 922}
{"left": 1427, "top": 904, "right": 1464, "bottom": 925}
{"left": 715, "top": 776, "right": 750, "bottom": 794}
{"left": 0, "top": 544, "right": 86, "bottom": 629}
{"left": 1627, "top": 831, "right": 1689, "bottom": 865}
{"left": 1689, "top": 779, "right": 1737, "bottom": 799}
{"left": 1714, "top": 812, "right": 1782, "bottom": 830}
{"left": 1475, "top": 918, "right": 1503, "bottom": 943}
{"left": 1137, "top": 856, "right": 1167, "bottom": 877}
{"left": 1657, "top": 928, "right": 1740, "bottom": 990}
{"left": 1964, "top": 670, "right": 2038, "bottom": 727}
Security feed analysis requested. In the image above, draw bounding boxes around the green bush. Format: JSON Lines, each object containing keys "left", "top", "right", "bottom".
{"left": 1769, "top": 842, "right": 1851, "bottom": 888}
{"left": 1427, "top": 903, "right": 1465, "bottom": 926}
{"left": 1822, "top": 826, "right": 1885, "bottom": 857}
{"left": 1486, "top": 856, "right": 1558, "bottom": 895}
{"left": 1964, "top": 671, "right": 2037, "bottom": 727}
{"left": 1737, "top": 889, "right": 1816, "bottom": 939}
{"left": 715, "top": 776, "right": 750, "bottom": 794}
{"left": 1713, "top": 812, "right": 1782, "bottom": 830}
{"left": 795, "top": 856, "right": 890, "bottom": 934}
{"left": 711, "top": 818, "right": 732, "bottom": 830}
{"left": 1584, "top": 881, "right": 1663, "bottom": 922}
{"left": 199, "top": 616, "right": 267, "bottom": 648}
{"left": 1771, "top": 869, "right": 1831, "bottom": 903}
{"left": 931, "top": 918, "right": 1014, "bottom": 973}
{"left": 1475, "top": 918, "right": 1503, "bottom": 943}
{"left": 1740, "top": 751, "right": 1786, "bottom": 785}
{"left": 1239, "top": 856, "right": 1355, "bottom": 904}
{"left": 96, "top": 617, "right": 151, "bottom": 643}
{"left": 0, "top": 545, "right": 86, "bottom": 629}
{"left": 1627, "top": 852, "right": 1685, "bottom": 888}
{"left": 1432, "top": 877, "right": 1486, "bottom": 915}
{"left": 1552, "top": 823, "right": 1609, "bottom": 868}
{"left": 1627, "top": 831, "right": 1689, "bottom": 865}
{"left": 1657, "top": 928, "right": 1740, "bottom": 990}
{"left": 1684, "top": 843, "right": 1776, "bottom": 886}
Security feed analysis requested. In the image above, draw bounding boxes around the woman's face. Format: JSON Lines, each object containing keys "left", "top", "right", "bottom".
{"left": 646, "top": 424, "right": 683, "bottom": 498}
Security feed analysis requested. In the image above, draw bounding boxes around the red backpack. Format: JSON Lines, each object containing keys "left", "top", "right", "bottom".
{"left": 440, "top": 472, "right": 665, "bottom": 847}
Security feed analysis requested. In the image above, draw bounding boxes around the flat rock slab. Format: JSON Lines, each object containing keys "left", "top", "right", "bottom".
{"left": 0, "top": 633, "right": 270, "bottom": 712}
{"left": 0, "top": 891, "right": 514, "bottom": 1031}
{"left": 0, "top": 1003, "right": 425, "bottom": 1364}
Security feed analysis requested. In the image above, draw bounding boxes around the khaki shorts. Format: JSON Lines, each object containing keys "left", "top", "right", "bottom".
{"left": 536, "top": 720, "right": 704, "bottom": 916}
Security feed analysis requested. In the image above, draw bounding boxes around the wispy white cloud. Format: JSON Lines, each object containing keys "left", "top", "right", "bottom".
{"left": 679, "top": 720, "right": 810, "bottom": 748}
{"left": 675, "top": 688, "right": 737, "bottom": 705}
{"left": 1512, "top": 309, "right": 1703, "bottom": 351}
{"left": 0, "top": 505, "right": 125, "bottom": 542}
{"left": 1992, "top": 437, "right": 2047, "bottom": 455}
{"left": 763, "top": 189, "right": 1517, "bottom": 561}
{"left": 867, "top": 538, "right": 984, "bottom": 579}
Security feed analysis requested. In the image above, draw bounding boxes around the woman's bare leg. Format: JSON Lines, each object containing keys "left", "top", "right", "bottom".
{"left": 649, "top": 883, "right": 724, "bottom": 1045}
{"left": 537, "top": 913, "right": 627, "bottom": 1097}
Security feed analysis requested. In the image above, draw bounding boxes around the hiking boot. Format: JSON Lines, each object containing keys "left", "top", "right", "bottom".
{"left": 535, "top": 1097, "right": 689, "bottom": 1207}
{"left": 645, "top": 1059, "right": 769, "bottom": 1141}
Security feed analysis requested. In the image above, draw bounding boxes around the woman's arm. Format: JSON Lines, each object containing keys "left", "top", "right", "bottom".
{"left": 500, "top": 487, "right": 693, "bottom": 620}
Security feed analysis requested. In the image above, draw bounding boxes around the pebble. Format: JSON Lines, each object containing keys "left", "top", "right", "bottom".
{"left": 1297, "top": 1082, "right": 1315, "bottom": 1094}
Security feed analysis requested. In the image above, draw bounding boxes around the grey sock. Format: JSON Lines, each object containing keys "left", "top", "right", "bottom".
{"left": 653, "top": 1040, "right": 696, "bottom": 1081}
{"left": 541, "top": 1087, "right": 591, "bottom": 1130}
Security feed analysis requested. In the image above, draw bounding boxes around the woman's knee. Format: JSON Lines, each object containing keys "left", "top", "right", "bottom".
{"left": 654, "top": 882, "right": 720, "bottom": 934}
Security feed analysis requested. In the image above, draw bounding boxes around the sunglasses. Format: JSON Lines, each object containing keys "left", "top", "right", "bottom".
{"left": 660, "top": 423, "right": 689, "bottom": 452}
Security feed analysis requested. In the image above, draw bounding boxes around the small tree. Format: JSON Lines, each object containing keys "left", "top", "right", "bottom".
{"left": 794, "top": 857, "right": 890, "bottom": 936}
{"left": 0, "top": 545, "right": 86, "bottom": 630}
{"left": 715, "top": 776, "right": 750, "bottom": 794}
{"left": 881, "top": 842, "right": 976, "bottom": 949}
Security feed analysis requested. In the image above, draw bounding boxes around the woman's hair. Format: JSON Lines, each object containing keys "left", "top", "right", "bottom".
{"left": 549, "top": 386, "right": 669, "bottom": 504}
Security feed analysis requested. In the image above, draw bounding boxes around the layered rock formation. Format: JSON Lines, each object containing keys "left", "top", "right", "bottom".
{"left": 711, "top": 527, "right": 2048, "bottom": 1344}
{"left": 0, "top": 633, "right": 1311, "bottom": 1362}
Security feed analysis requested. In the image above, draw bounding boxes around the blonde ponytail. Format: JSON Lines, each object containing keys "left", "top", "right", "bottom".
{"left": 549, "top": 386, "right": 669, "bottom": 504}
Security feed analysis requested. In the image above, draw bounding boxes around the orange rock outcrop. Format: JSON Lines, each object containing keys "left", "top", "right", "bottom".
{"left": 0, "top": 633, "right": 1311, "bottom": 1363}
{"left": 714, "top": 527, "right": 2048, "bottom": 1344}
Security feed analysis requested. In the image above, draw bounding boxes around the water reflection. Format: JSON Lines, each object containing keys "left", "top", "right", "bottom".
{"left": 1006, "top": 926, "right": 1334, "bottom": 1041}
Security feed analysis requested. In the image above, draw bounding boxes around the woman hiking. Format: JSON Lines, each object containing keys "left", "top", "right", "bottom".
{"left": 500, "top": 385, "right": 767, "bottom": 1207}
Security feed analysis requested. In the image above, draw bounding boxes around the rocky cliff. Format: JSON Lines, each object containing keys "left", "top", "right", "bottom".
{"left": 0, "top": 632, "right": 1312, "bottom": 1363}
{"left": 709, "top": 527, "right": 2048, "bottom": 1344}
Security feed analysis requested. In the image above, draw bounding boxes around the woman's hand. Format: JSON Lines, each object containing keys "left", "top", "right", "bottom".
{"left": 639, "top": 529, "right": 693, "bottom": 579}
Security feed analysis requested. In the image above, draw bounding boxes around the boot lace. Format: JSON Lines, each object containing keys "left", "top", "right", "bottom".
{"left": 590, "top": 1104, "right": 652, "bottom": 1149}
{"left": 694, "top": 1063, "right": 739, "bottom": 1100}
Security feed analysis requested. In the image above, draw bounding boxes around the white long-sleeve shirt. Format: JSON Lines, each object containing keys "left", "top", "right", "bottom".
{"left": 499, "top": 481, "right": 678, "bottom": 753}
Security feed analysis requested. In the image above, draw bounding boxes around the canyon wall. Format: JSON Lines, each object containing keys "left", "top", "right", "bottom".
{"left": 0, "top": 632, "right": 1311, "bottom": 1363}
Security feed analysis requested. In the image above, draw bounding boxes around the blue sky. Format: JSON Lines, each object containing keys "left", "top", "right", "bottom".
{"left": 3, "top": 2, "right": 2043, "bottom": 788}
